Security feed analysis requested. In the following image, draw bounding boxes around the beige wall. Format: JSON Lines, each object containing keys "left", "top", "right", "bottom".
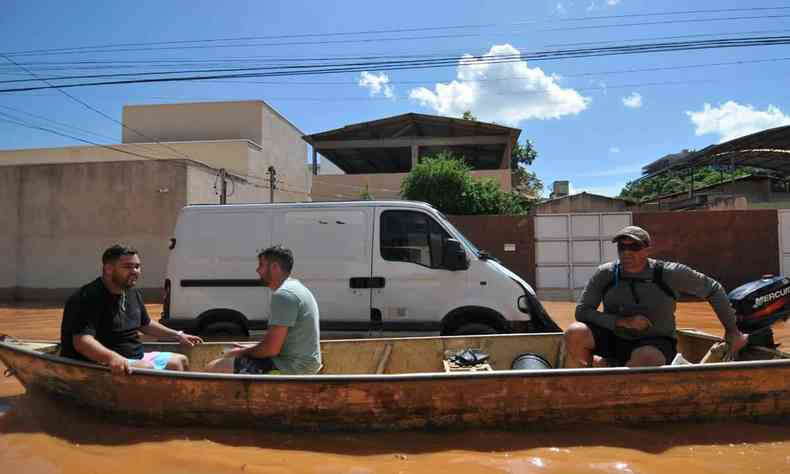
{"left": 186, "top": 166, "right": 308, "bottom": 204}
{"left": 0, "top": 140, "right": 310, "bottom": 203}
{"left": 257, "top": 104, "right": 310, "bottom": 193}
{"left": 0, "top": 160, "right": 188, "bottom": 301}
{"left": 0, "top": 167, "right": 20, "bottom": 299}
{"left": 120, "top": 101, "right": 310, "bottom": 197}
{"left": 0, "top": 141, "right": 249, "bottom": 176}
{"left": 122, "top": 101, "right": 267, "bottom": 145}
{"left": 311, "top": 169, "right": 511, "bottom": 201}
{"left": 0, "top": 158, "right": 311, "bottom": 302}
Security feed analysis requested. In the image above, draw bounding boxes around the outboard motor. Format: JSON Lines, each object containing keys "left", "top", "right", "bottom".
{"left": 728, "top": 275, "right": 790, "bottom": 348}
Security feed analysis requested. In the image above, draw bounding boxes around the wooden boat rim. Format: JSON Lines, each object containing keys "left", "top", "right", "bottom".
{"left": 3, "top": 337, "right": 790, "bottom": 383}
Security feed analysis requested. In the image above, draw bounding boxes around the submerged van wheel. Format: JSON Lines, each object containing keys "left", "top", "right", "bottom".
{"left": 451, "top": 322, "right": 499, "bottom": 336}
{"left": 201, "top": 321, "right": 247, "bottom": 339}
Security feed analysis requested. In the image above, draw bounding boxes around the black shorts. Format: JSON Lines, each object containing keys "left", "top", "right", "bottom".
{"left": 233, "top": 356, "right": 280, "bottom": 375}
{"left": 588, "top": 324, "right": 677, "bottom": 367}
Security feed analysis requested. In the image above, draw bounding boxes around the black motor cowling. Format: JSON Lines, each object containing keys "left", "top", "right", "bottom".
{"left": 728, "top": 275, "right": 790, "bottom": 347}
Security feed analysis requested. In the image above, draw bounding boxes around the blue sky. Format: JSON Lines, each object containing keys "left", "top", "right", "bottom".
{"left": 1, "top": 0, "right": 789, "bottom": 196}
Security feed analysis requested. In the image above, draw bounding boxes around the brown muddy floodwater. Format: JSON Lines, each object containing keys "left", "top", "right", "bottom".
{"left": 1, "top": 302, "right": 789, "bottom": 473}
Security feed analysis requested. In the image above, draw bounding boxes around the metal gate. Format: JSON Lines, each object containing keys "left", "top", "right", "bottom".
{"left": 535, "top": 212, "right": 632, "bottom": 300}
{"left": 778, "top": 210, "right": 790, "bottom": 277}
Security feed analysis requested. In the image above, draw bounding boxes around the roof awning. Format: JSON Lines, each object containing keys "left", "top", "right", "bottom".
{"left": 304, "top": 113, "right": 520, "bottom": 174}
{"left": 664, "top": 125, "right": 790, "bottom": 175}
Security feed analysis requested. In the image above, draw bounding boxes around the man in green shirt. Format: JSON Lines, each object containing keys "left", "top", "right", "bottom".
{"left": 564, "top": 225, "right": 748, "bottom": 368}
{"left": 206, "top": 245, "right": 321, "bottom": 375}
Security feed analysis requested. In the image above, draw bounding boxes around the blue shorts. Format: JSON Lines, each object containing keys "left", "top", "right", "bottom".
{"left": 128, "top": 351, "right": 175, "bottom": 370}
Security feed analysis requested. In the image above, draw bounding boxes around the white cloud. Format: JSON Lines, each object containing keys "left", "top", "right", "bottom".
{"left": 586, "top": 0, "right": 621, "bottom": 10}
{"left": 556, "top": 2, "right": 568, "bottom": 15}
{"left": 622, "top": 92, "right": 642, "bottom": 109}
{"left": 358, "top": 71, "right": 394, "bottom": 99}
{"left": 686, "top": 101, "right": 790, "bottom": 143}
{"left": 409, "top": 44, "right": 589, "bottom": 125}
{"left": 609, "top": 146, "right": 621, "bottom": 153}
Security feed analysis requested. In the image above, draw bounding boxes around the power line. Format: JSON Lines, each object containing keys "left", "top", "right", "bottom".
{"left": 5, "top": 13, "right": 790, "bottom": 57}
{"left": 3, "top": 26, "right": 790, "bottom": 80}
{"left": 545, "top": 27, "right": 790, "bottom": 48}
{"left": 193, "top": 56, "right": 790, "bottom": 87}
{"left": 0, "top": 53, "right": 201, "bottom": 166}
{"left": 3, "top": 35, "right": 790, "bottom": 93}
{"left": 8, "top": 49, "right": 790, "bottom": 86}
{"left": 0, "top": 112, "right": 192, "bottom": 169}
{"left": 0, "top": 104, "right": 194, "bottom": 160}
{"left": 0, "top": 106, "right": 308, "bottom": 196}
{"left": 7, "top": 53, "right": 787, "bottom": 93}
{"left": 12, "top": 72, "right": 772, "bottom": 104}
{"left": 4, "top": 6, "right": 790, "bottom": 57}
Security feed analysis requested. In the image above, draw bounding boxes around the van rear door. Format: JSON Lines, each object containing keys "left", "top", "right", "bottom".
{"left": 272, "top": 207, "right": 374, "bottom": 337}
{"left": 170, "top": 209, "right": 272, "bottom": 326}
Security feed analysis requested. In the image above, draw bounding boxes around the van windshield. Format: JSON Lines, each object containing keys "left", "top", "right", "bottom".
{"left": 439, "top": 213, "right": 481, "bottom": 256}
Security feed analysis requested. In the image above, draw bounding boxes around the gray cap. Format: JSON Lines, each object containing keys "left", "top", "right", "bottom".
{"left": 612, "top": 225, "right": 651, "bottom": 246}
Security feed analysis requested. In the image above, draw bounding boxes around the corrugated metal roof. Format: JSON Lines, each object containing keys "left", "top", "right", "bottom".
{"left": 662, "top": 125, "right": 790, "bottom": 174}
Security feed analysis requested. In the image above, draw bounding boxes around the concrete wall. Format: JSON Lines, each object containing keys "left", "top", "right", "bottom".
{"left": 1, "top": 160, "right": 189, "bottom": 301}
{"left": 0, "top": 158, "right": 310, "bottom": 302}
{"left": 120, "top": 101, "right": 309, "bottom": 199}
{"left": 0, "top": 141, "right": 250, "bottom": 179}
{"left": 445, "top": 210, "right": 780, "bottom": 296}
{"left": 0, "top": 140, "right": 310, "bottom": 204}
{"left": 448, "top": 215, "right": 536, "bottom": 286}
{"left": 634, "top": 210, "right": 779, "bottom": 291}
{"left": 311, "top": 169, "right": 512, "bottom": 201}
{"left": 122, "top": 101, "right": 267, "bottom": 145}
{"left": 0, "top": 166, "right": 20, "bottom": 300}
{"left": 186, "top": 166, "right": 307, "bottom": 204}
{"left": 258, "top": 103, "right": 310, "bottom": 197}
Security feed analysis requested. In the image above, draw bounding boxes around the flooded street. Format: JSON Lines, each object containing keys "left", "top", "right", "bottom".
{"left": 1, "top": 302, "right": 789, "bottom": 473}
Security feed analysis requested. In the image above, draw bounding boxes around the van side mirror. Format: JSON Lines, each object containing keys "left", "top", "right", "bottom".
{"left": 443, "top": 239, "right": 469, "bottom": 271}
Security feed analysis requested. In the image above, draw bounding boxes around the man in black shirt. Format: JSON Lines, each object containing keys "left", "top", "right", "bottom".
{"left": 61, "top": 245, "right": 203, "bottom": 375}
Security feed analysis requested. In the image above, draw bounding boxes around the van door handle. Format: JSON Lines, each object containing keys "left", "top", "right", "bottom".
{"left": 350, "top": 277, "right": 386, "bottom": 289}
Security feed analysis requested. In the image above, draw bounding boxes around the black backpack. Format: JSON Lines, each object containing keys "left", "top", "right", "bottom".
{"left": 601, "top": 260, "right": 677, "bottom": 303}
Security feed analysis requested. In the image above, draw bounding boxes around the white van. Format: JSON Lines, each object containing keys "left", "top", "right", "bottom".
{"left": 160, "top": 201, "right": 559, "bottom": 338}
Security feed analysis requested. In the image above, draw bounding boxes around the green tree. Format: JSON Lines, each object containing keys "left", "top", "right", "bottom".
{"left": 511, "top": 139, "right": 537, "bottom": 168}
{"left": 400, "top": 152, "right": 531, "bottom": 215}
{"left": 461, "top": 110, "right": 477, "bottom": 121}
{"left": 511, "top": 139, "right": 542, "bottom": 198}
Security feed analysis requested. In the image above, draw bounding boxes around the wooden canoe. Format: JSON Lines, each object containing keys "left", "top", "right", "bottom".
{"left": 1, "top": 330, "right": 789, "bottom": 431}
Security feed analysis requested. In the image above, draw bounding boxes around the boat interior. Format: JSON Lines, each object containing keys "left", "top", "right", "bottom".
{"left": 7, "top": 329, "right": 790, "bottom": 375}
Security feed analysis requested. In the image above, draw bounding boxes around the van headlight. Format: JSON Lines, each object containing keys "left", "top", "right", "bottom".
{"left": 517, "top": 294, "right": 529, "bottom": 312}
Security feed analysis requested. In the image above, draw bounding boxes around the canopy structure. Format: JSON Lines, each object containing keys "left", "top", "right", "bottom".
{"left": 304, "top": 113, "right": 520, "bottom": 174}
{"left": 645, "top": 125, "right": 790, "bottom": 178}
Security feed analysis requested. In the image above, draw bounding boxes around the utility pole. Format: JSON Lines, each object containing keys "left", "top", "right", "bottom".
{"left": 219, "top": 168, "right": 227, "bottom": 204}
{"left": 267, "top": 166, "right": 276, "bottom": 203}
